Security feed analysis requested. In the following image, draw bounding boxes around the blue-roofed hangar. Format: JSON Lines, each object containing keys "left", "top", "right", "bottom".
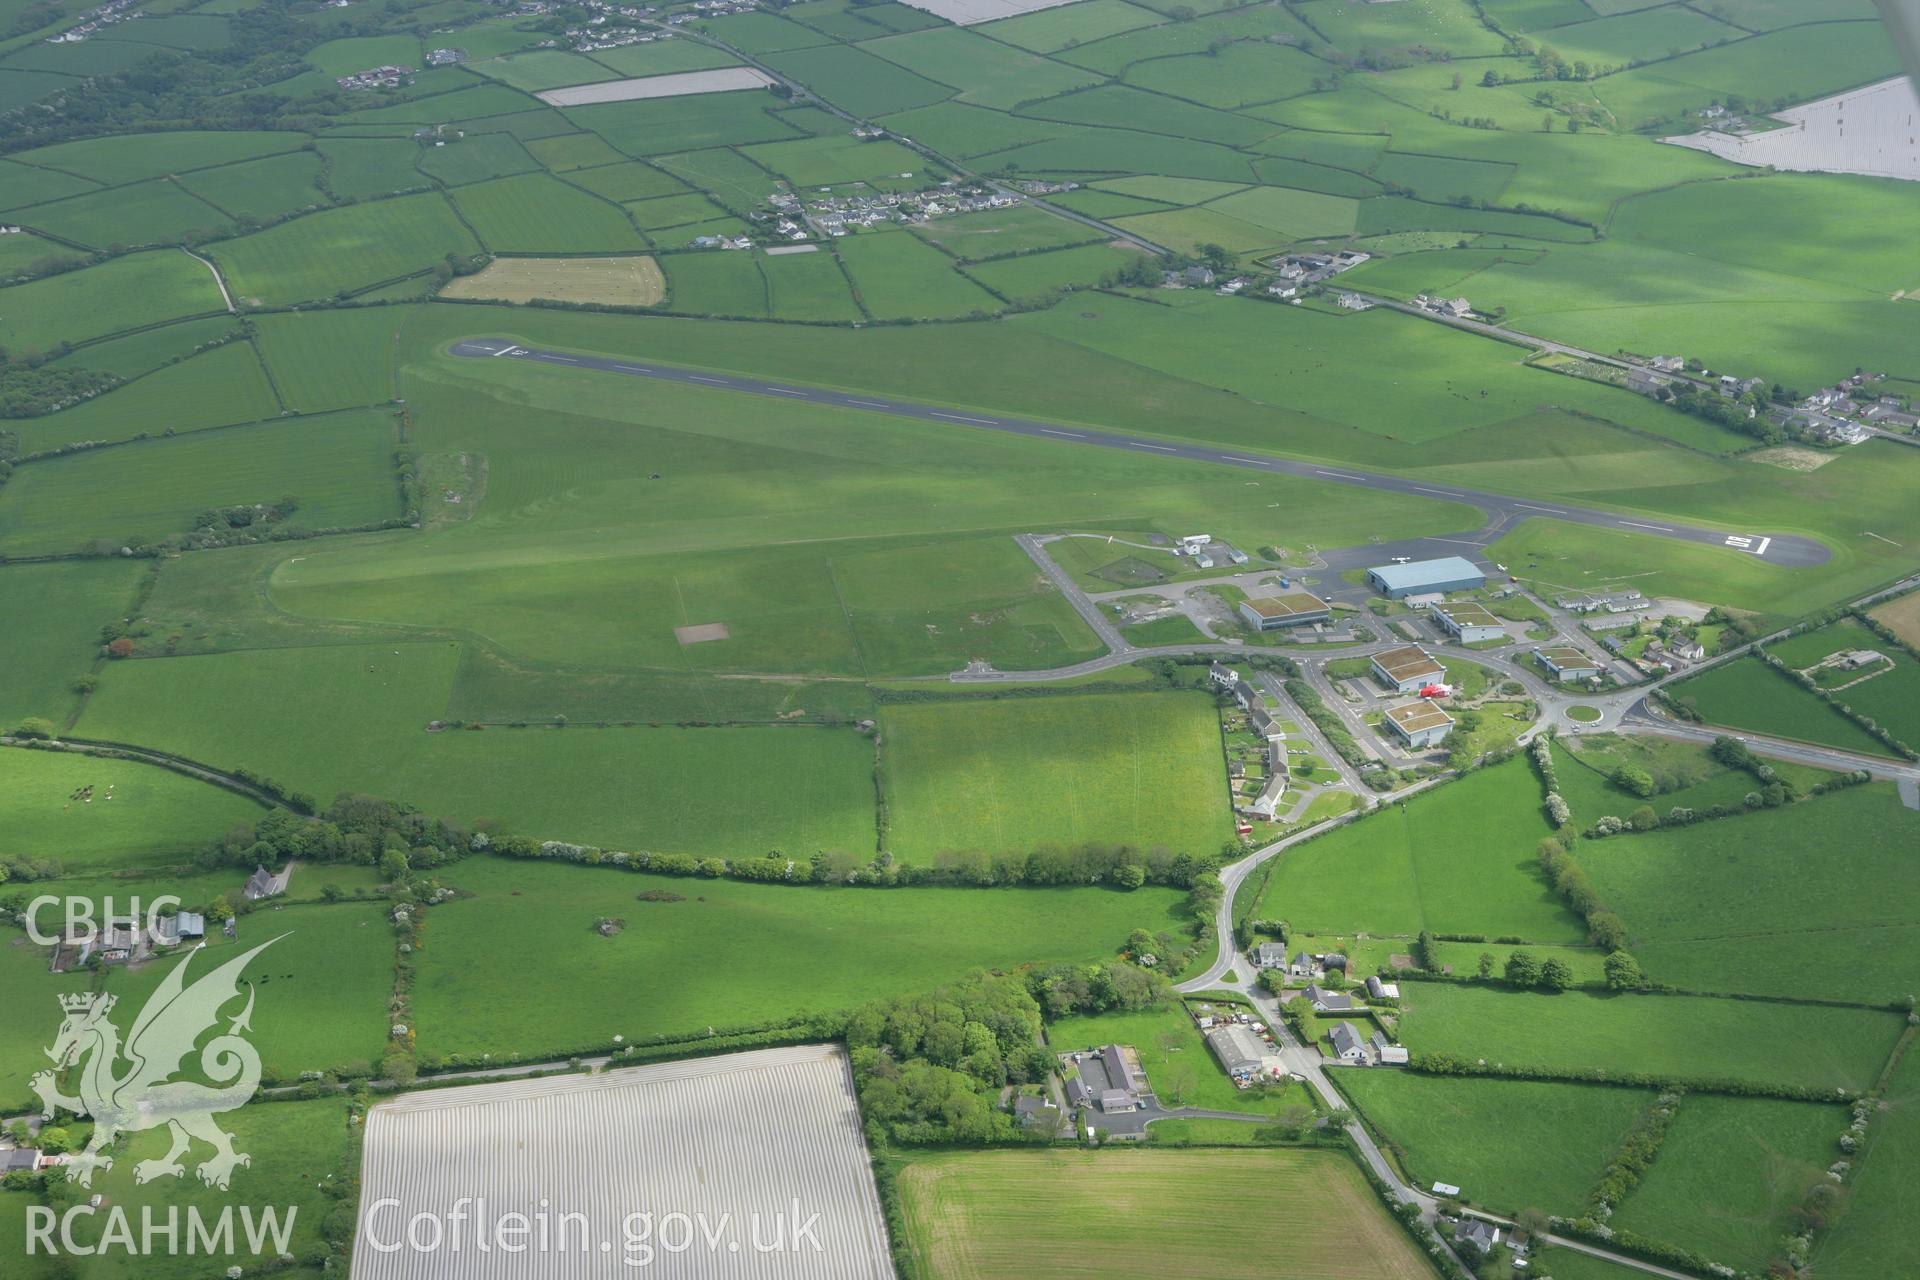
{"left": 1366, "top": 556, "right": 1487, "bottom": 598}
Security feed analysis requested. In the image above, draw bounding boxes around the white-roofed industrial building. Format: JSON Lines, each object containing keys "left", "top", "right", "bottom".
{"left": 1431, "top": 601, "right": 1506, "bottom": 644}
{"left": 1370, "top": 645, "right": 1447, "bottom": 693}
{"left": 1384, "top": 700, "right": 1454, "bottom": 749}
{"left": 1366, "top": 556, "right": 1486, "bottom": 598}
{"left": 350, "top": 1045, "right": 896, "bottom": 1280}
{"left": 1238, "top": 591, "right": 1331, "bottom": 630}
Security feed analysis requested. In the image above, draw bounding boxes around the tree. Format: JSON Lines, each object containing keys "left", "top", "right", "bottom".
{"left": 14, "top": 716, "right": 55, "bottom": 740}
{"left": 37, "top": 1126, "right": 72, "bottom": 1155}
{"left": 1628, "top": 805, "right": 1660, "bottom": 832}
{"left": 1504, "top": 951, "right": 1541, "bottom": 987}
{"left": 1477, "top": 951, "right": 1495, "bottom": 979}
{"left": 1610, "top": 764, "right": 1656, "bottom": 798}
{"left": 1111, "top": 863, "right": 1145, "bottom": 889}
{"left": 1603, "top": 950, "right": 1644, "bottom": 990}
{"left": 206, "top": 894, "right": 234, "bottom": 924}
{"left": 1450, "top": 71, "right": 1463, "bottom": 90}
{"left": 1481, "top": 69, "right": 1500, "bottom": 87}
{"left": 106, "top": 636, "right": 135, "bottom": 658}
{"left": 1538, "top": 958, "right": 1573, "bottom": 991}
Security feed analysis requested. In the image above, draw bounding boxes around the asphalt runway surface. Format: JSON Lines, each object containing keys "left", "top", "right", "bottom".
{"left": 450, "top": 339, "right": 1831, "bottom": 568}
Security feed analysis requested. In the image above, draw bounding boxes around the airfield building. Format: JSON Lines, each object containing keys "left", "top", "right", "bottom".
{"left": 1384, "top": 700, "right": 1454, "bottom": 749}
{"left": 1370, "top": 645, "right": 1447, "bottom": 693}
{"left": 1366, "top": 556, "right": 1487, "bottom": 599}
{"left": 1238, "top": 591, "right": 1331, "bottom": 631}
{"left": 1431, "top": 601, "right": 1506, "bottom": 644}
{"left": 1536, "top": 647, "right": 1602, "bottom": 682}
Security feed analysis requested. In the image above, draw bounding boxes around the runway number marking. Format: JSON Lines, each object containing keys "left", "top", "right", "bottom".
{"left": 1725, "top": 534, "right": 1772, "bottom": 556}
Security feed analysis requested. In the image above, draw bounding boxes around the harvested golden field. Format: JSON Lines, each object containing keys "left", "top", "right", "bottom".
{"left": 1869, "top": 592, "right": 1920, "bottom": 648}
{"left": 440, "top": 254, "right": 665, "bottom": 306}
{"left": 897, "top": 1148, "right": 1438, "bottom": 1280}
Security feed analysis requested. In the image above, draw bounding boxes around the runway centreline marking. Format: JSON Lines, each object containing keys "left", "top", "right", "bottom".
{"left": 1132, "top": 443, "right": 1176, "bottom": 452}
{"left": 931, "top": 411, "right": 997, "bottom": 424}
{"left": 766, "top": 387, "right": 810, "bottom": 396}
{"left": 1618, "top": 520, "right": 1674, "bottom": 532}
{"left": 1042, "top": 429, "right": 1086, "bottom": 438}
{"left": 847, "top": 399, "right": 891, "bottom": 409}
{"left": 1515, "top": 502, "right": 1566, "bottom": 513}
{"left": 689, "top": 375, "right": 727, "bottom": 384}
{"left": 1222, "top": 456, "right": 1270, "bottom": 465}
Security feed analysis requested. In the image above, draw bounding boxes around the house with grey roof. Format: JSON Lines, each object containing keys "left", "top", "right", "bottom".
{"left": 1303, "top": 985, "right": 1352, "bottom": 1012}
{"left": 1251, "top": 942, "right": 1289, "bottom": 969}
{"left": 1328, "top": 1022, "right": 1368, "bottom": 1062}
{"left": 1456, "top": 1218, "right": 1501, "bottom": 1254}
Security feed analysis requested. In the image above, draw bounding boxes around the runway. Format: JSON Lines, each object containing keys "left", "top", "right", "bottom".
{"left": 449, "top": 339, "right": 1832, "bottom": 568}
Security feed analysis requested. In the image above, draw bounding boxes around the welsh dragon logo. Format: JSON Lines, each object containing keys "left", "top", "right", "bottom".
{"left": 31, "top": 937, "right": 282, "bottom": 1190}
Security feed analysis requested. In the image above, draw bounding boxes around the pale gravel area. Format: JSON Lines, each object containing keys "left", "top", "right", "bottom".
{"left": 897, "top": 0, "right": 1082, "bottom": 25}
{"left": 1664, "top": 76, "right": 1920, "bottom": 182}
{"left": 537, "top": 67, "right": 772, "bottom": 105}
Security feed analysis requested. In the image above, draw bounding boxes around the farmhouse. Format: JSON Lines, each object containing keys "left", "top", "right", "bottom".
{"left": 1238, "top": 591, "right": 1331, "bottom": 631}
{"left": 1535, "top": 647, "right": 1602, "bottom": 682}
{"left": 245, "top": 863, "right": 292, "bottom": 901}
{"left": 1370, "top": 645, "right": 1447, "bottom": 693}
{"left": 1384, "top": 701, "right": 1454, "bottom": 750}
{"left": 1456, "top": 1218, "right": 1502, "bottom": 1255}
{"left": 1303, "top": 984, "right": 1352, "bottom": 1012}
{"left": 1328, "top": 1022, "right": 1369, "bottom": 1062}
{"left": 1251, "top": 941, "right": 1290, "bottom": 969}
{"left": 1431, "top": 601, "right": 1506, "bottom": 644}
{"left": 1205, "top": 1023, "right": 1283, "bottom": 1080}
{"left": 1366, "top": 556, "right": 1486, "bottom": 599}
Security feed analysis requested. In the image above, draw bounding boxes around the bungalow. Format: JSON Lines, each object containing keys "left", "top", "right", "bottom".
{"left": 1328, "top": 1022, "right": 1368, "bottom": 1062}
{"left": 1365, "top": 976, "right": 1400, "bottom": 1001}
{"left": 1370, "top": 645, "right": 1447, "bottom": 693}
{"left": 1303, "top": 984, "right": 1352, "bottom": 1013}
{"left": 1099, "top": 1088, "right": 1137, "bottom": 1114}
{"left": 1535, "top": 646, "right": 1601, "bottom": 682}
{"left": 1251, "top": 942, "right": 1290, "bottom": 969}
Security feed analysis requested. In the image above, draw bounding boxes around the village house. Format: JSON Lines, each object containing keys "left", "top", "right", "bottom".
{"left": 1251, "top": 941, "right": 1290, "bottom": 969}
{"left": 1303, "top": 984, "right": 1353, "bottom": 1013}
{"left": 1328, "top": 1022, "right": 1369, "bottom": 1062}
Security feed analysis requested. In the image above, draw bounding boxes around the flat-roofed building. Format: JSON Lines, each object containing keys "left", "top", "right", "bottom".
{"left": 1238, "top": 591, "right": 1331, "bottom": 631}
{"left": 1431, "top": 601, "right": 1506, "bottom": 645}
{"left": 1370, "top": 645, "right": 1446, "bottom": 693}
{"left": 1384, "top": 700, "right": 1454, "bottom": 749}
{"left": 1366, "top": 556, "right": 1486, "bottom": 599}
{"left": 1536, "top": 646, "right": 1602, "bottom": 682}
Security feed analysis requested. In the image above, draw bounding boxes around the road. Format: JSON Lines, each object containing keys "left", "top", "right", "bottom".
{"left": 449, "top": 340, "right": 1831, "bottom": 568}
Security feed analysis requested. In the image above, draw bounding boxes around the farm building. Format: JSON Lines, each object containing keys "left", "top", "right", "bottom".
{"left": 1535, "top": 647, "right": 1602, "bottom": 682}
{"left": 1370, "top": 1030, "right": 1409, "bottom": 1066}
{"left": 1370, "top": 645, "right": 1447, "bottom": 693}
{"left": 1238, "top": 591, "right": 1331, "bottom": 631}
{"left": 1366, "top": 556, "right": 1486, "bottom": 598}
{"left": 1384, "top": 700, "right": 1454, "bottom": 749}
{"left": 1205, "top": 1023, "right": 1283, "bottom": 1079}
{"left": 1366, "top": 976, "right": 1400, "bottom": 1001}
{"left": 1328, "top": 1022, "right": 1369, "bottom": 1062}
{"left": 1431, "top": 602, "right": 1505, "bottom": 645}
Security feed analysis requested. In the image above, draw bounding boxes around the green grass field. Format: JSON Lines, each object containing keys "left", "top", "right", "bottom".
{"left": 18, "top": 339, "right": 280, "bottom": 451}
{"left": 837, "top": 229, "right": 1002, "bottom": 318}
{"left": 0, "top": 558, "right": 145, "bottom": 727}
{"left": 252, "top": 307, "right": 406, "bottom": 411}
{"left": 412, "top": 855, "right": 1181, "bottom": 1058}
{"left": 881, "top": 691, "right": 1231, "bottom": 861}
{"left": 0, "top": 249, "right": 225, "bottom": 353}
{"left": 897, "top": 1148, "right": 1438, "bottom": 1280}
{"left": 1577, "top": 784, "right": 1920, "bottom": 1004}
{"left": 1259, "top": 758, "right": 1583, "bottom": 943}
{"left": 1336, "top": 1070, "right": 1651, "bottom": 1217}
{"left": 1665, "top": 657, "right": 1897, "bottom": 759}
{"left": 1395, "top": 983, "right": 1902, "bottom": 1094}
{"left": 0, "top": 410, "right": 401, "bottom": 555}
{"left": 1612, "top": 1095, "right": 1847, "bottom": 1272}
{"left": 209, "top": 193, "right": 480, "bottom": 304}
{"left": 12, "top": 129, "right": 302, "bottom": 184}
{"left": 0, "top": 1097, "right": 353, "bottom": 1280}
{"left": 1812, "top": 1038, "right": 1920, "bottom": 1279}
{"left": 450, "top": 172, "right": 648, "bottom": 252}
{"left": 0, "top": 748, "right": 262, "bottom": 869}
